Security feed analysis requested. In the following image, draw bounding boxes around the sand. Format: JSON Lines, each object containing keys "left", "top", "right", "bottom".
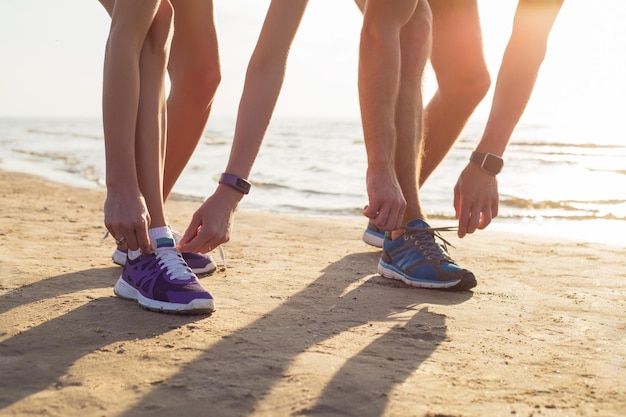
{"left": 0, "top": 169, "right": 624, "bottom": 417}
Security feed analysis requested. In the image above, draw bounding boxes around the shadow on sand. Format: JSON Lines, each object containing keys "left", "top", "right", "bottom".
{"left": 1, "top": 252, "right": 472, "bottom": 416}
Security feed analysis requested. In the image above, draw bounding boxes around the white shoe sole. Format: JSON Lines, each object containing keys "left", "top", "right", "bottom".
{"left": 362, "top": 230, "right": 384, "bottom": 248}
{"left": 113, "top": 277, "right": 215, "bottom": 314}
{"left": 377, "top": 262, "right": 461, "bottom": 289}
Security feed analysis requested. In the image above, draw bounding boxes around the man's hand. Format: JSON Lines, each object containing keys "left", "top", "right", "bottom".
{"left": 363, "top": 166, "right": 406, "bottom": 232}
{"left": 454, "top": 163, "right": 499, "bottom": 238}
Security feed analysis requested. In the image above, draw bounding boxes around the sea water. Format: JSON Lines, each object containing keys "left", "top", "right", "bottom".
{"left": 1, "top": 116, "right": 624, "bottom": 244}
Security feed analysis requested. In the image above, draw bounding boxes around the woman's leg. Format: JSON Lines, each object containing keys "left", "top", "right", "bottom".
{"left": 163, "top": 0, "right": 221, "bottom": 199}
{"left": 135, "top": 1, "right": 174, "bottom": 229}
{"left": 100, "top": 0, "right": 166, "bottom": 254}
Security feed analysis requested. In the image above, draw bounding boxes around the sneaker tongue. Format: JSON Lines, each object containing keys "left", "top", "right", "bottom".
{"left": 155, "top": 246, "right": 194, "bottom": 281}
{"left": 406, "top": 218, "right": 430, "bottom": 229}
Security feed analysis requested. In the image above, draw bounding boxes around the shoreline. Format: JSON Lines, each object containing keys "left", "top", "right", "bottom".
{"left": 0, "top": 165, "right": 623, "bottom": 248}
{"left": 1, "top": 169, "right": 625, "bottom": 416}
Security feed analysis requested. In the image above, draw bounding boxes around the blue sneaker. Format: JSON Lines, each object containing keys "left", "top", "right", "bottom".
{"left": 113, "top": 247, "right": 215, "bottom": 314}
{"left": 378, "top": 219, "right": 477, "bottom": 290}
{"left": 362, "top": 221, "right": 384, "bottom": 248}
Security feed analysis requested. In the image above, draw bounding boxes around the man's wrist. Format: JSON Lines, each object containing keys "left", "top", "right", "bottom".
{"left": 469, "top": 151, "right": 504, "bottom": 176}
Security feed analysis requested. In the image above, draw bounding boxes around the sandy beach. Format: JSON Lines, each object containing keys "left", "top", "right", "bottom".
{"left": 0, "top": 169, "right": 624, "bottom": 417}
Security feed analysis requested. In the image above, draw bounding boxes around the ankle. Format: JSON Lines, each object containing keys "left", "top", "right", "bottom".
{"left": 390, "top": 229, "right": 405, "bottom": 240}
{"left": 149, "top": 226, "right": 175, "bottom": 249}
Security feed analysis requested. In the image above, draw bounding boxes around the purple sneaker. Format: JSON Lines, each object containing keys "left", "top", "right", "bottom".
{"left": 112, "top": 247, "right": 216, "bottom": 275}
{"left": 114, "top": 247, "right": 215, "bottom": 314}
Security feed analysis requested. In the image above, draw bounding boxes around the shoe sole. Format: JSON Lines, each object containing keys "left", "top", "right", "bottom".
{"left": 113, "top": 276, "right": 215, "bottom": 315}
{"left": 378, "top": 261, "right": 462, "bottom": 289}
{"left": 362, "top": 230, "right": 384, "bottom": 248}
{"left": 112, "top": 249, "right": 217, "bottom": 275}
{"left": 112, "top": 249, "right": 127, "bottom": 267}
{"left": 187, "top": 261, "right": 217, "bottom": 275}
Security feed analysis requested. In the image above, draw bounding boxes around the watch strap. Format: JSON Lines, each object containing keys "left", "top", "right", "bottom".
{"left": 470, "top": 151, "right": 504, "bottom": 176}
{"left": 219, "top": 173, "right": 251, "bottom": 194}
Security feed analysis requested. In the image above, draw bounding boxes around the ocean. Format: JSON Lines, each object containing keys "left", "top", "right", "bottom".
{"left": 1, "top": 116, "right": 625, "bottom": 245}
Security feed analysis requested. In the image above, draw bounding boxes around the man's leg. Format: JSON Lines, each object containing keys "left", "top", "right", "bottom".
{"left": 356, "top": 0, "right": 424, "bottom": 244}
{"left": 163, "top": 0, "right": 221, "bottom": 199}
{"left": 420, "top": 0, "right": 490, "bottom": 185}
{"left": 379, "top": 1, "right": 477, "bottom": 290}
{"left": 393, "top": 0, "right": 432, "bottom": 231}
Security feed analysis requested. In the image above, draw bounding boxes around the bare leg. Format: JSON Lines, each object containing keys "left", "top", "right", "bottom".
{"left": 100, "top": 0, "right": 170, "bottom": 253}
{"left": 135, "top": 1, "right": 174, "bottom": 228}
{"left": 163, "top": 0, "right": 221, "bottom": 199}
{"left": 374, "top": 0, "right": 476, "bottom": 289}
{"left": 355, "top": 0, "right": 431, "bottom": 232}
{"left": 419, "top": 0, "right": 490, "bottom": 185}
{"left": 394, "top": 0, "right": 432, "bottom": 229}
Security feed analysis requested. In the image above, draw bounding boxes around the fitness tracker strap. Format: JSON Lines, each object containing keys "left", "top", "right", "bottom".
{"left": 469, "top": 151, "right": 504, "bottom": 176}
{"left": 219, "top": 173, "right": 251, "bottom": 194}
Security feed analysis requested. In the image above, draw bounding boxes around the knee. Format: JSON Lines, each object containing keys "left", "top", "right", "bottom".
{"left": 401, "top": 3, "right": 433, "bottom": 66}
{"left": 145, "top": 2, "right": 174, "bottom": 60}
{"left": 438, "top": 67, "right": 491, "bottom": 108}
{"left": 170, "top": 63, "right": 221, "bottom": 108}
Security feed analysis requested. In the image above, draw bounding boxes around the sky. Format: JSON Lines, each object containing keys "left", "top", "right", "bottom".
{"left": 1, "top": 0, "right": 625, "bottom": 134}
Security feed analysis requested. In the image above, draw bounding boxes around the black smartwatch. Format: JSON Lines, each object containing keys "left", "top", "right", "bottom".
{"left": 219, "top": 173, "right": 251, "bottom": 194}
{"left": 470, "top": 151, "right": 504, "bottom": 176}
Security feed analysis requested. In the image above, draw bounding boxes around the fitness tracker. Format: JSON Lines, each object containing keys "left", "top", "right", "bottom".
{"left": 469, "top": 151, "right": 504, "bottom": 176}
{"left": 219, "top": 173, "right": 251, "bottom": 194}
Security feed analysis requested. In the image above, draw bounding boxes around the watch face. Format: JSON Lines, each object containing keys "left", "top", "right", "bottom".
{"left": 236, "top": 178, "right": 251, "bottom": 192}
{"left": 483, "top": 154, "right": 504, "bottom": 175}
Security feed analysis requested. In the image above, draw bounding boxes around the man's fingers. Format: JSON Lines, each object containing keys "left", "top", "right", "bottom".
{"left": 478, "top": 209, "right": 493, "bottom": 230}
{"left": 363, "top": 204, "right": 380, "bottom": 220}
{"left": 457, "top": 207, "right": 469, "bottom": 238}
{"left": 365, "top": 206, "right": 406, "bottom": 232}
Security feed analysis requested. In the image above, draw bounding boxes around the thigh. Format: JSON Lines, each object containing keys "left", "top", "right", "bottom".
{"left": 99, "top": 0, "right": 164, "bottom": 46}
{"left": 429, "top": 0, "right": 487, "bottom": 84}
{"left": 168, "top": 0, "right": 220, "bottom": 77}
{"left": 362, "top": 0, "right": 420, "bottom": 25}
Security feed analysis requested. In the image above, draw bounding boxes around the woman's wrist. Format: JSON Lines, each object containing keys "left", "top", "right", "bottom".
{"left": 218, "top": 173, "right": 251, "bottom": 195}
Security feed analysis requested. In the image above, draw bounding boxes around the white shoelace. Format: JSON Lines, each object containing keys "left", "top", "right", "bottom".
{"left": 171, "top": 229, "right": 228, "bottom": 270}
{"left": 217, "top": 246, "right": 227, "bottom": 269}
{"left": 155, "top": 247, "right": 195, "bottom": 281}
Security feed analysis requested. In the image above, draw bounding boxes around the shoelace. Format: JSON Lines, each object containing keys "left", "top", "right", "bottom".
{"left": 104, "top": 230, "right": 228, "bottom": 270}
{"left": 401, "top": 226, "right": 456, "bottom": 262}
{"left": 155, "top": 247, "right": 195, "bottom": 281}
{"left": 171, "top": 229, "right": 228, "bottom": 270}
{"left": 217, "top": 245, "right": 227, "bottom": 270}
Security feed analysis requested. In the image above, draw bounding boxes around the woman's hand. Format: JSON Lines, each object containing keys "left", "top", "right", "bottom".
{"left": 104, "top": 190, "right": 152, "bottom": 255}
{"left": 178, "top": 188, "right": 240, "bottom": 254}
